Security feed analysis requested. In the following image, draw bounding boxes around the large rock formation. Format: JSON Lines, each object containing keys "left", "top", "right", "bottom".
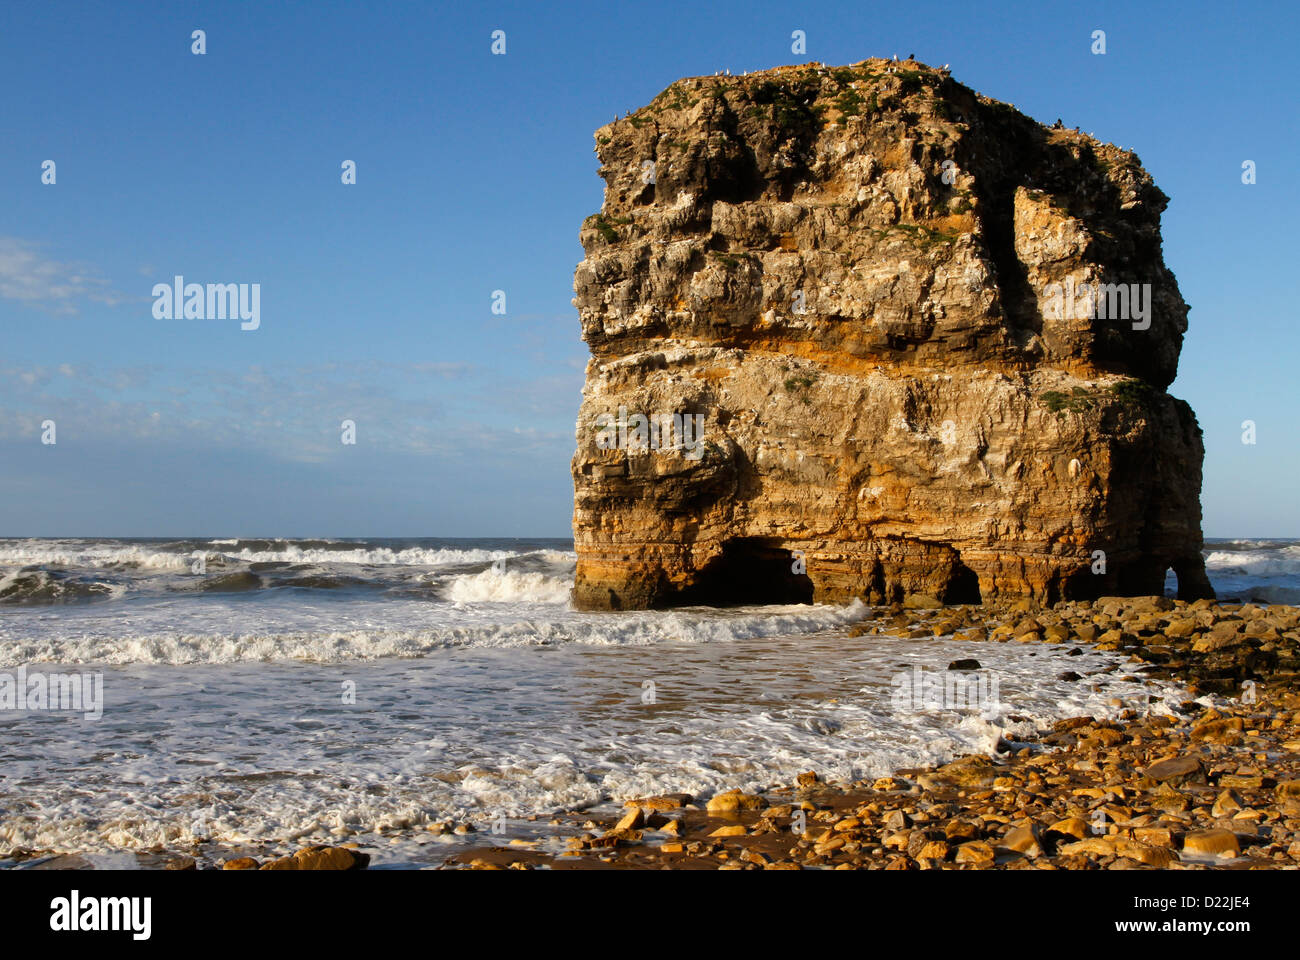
{"left": 570, "top": 58, "right": 1212, "bottom": 610}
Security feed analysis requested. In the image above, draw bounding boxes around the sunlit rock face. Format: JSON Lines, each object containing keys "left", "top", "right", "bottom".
{"left": 571, "top": 58, "right": 1212, "bottom": 611}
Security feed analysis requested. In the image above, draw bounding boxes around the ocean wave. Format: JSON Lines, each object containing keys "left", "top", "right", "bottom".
{"left": 1205, "top": 544, "right": 1300, "bottom": 578}
{"left": 444, "top": 567, "right": 573, "bottom": 604}
{"left": 0, "top": 542, "right": 546, "bottom": 570}
{"left": 0, "top": 568, "right": 127, "bottom": 605}
{"left": 0, "top": 601, "right": 870, "bottom": 666}
{"left": 0, "top": 544, "right": 193, "bottom": 571}
{"left": 1205, "top": 538, "right": 1300, "bottom": 552}
{"left": 219, "top": 545, "right": 532, "bottom": 566}
{"left": 1212, "top": 583, "right": 1300, "bottom": 605}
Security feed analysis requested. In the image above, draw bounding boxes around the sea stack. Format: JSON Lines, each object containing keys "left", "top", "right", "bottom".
{"left": 570, "top": 59, "right": 1213, "bottom": 610}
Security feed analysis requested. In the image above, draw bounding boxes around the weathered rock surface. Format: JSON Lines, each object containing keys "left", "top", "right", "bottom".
{"left": 570, "top": 58, "right": 1211, "bottom": 610}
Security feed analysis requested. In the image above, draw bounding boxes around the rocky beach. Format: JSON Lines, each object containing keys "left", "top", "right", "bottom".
{"left": 9, "top": 591, "right": 1297, "bottom": 873}
{"left": 450, "top": 595, "right": 1300, "bottom": 870}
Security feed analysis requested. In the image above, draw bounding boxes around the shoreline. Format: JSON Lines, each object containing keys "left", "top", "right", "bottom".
{"left": 447, "top": 595, "right": 1300, "bottom": 870}
{"left": 6, "top": 595, "right": 1299, "bottom": 871}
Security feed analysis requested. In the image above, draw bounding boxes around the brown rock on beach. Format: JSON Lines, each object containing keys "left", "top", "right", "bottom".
{"left": 258, "top": 846, "right": 371, "bottom": 871}
{"left": 1181, "top": 829, "right": 1241, "bottom": 859}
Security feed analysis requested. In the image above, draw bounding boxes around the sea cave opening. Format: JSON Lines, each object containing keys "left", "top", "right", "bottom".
{"left": 1163, "top": 565, "right": 1178, "bottom": 598}
{"left": 944, "top": 560, "right": 983, "bottom": 605}
{"left": 671, "top": 538, "right": 814, "bottom": 607}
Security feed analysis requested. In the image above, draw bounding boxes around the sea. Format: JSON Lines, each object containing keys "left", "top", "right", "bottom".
{"left": 0, "top": 535, "right": 1294, "bottom": 867}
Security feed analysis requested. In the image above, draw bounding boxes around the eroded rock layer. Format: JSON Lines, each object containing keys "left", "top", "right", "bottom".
{"left": 571, "top": 58, "right": 1212, "bottom": 610}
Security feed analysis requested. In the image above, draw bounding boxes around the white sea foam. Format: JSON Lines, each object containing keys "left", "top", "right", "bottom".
{"left": 1205, "top": 545, "right": 1300, "bottom": 578}
{"left": 445, "top": 567, "right": 572, "bottom": 604}
{"left": 0, "top": 543, "right": 192, "bottom": 571}
{"left": 0, "top": 631, "right": 1194, "bottom": 865}
{"left": 1201, "top": 541, "right": 1300, "bottom": 602}
{"left": 0, "top": 535, "right": 1271, "bottom": 866}
{"left": 0, "top": 540, "right": 547, "bottom": 570}
{"left": 0, "top": 597, "right": 870, "bottom": 666}
{"left": 222, "top": 545, "right": 529, "bottom": 567}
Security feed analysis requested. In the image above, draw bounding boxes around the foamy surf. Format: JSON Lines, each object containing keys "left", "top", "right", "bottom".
{"left": 1198, "top": 538, "right": 1300, "bottom": 604}
{"left": 445, "top": 566, "right": 574, "bottom": 604}
{"left": 0, "top": 538, "right": 543, "bottom": 571}
{"left": 0, "top": 630, "right": 1192, "bottom": 864}
{"left": 0, "top": 537, "right": 580, "bottom": 607}
{"left": 0, "top": 597, "right": 871, "bottom": 666}
{"left": 0, "top": 534, "right": 1280, "bottom": 866}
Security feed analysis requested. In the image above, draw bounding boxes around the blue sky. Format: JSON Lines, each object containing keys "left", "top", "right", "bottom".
{"left": 0, "top": 0, "right": 1295, "bottom": 537}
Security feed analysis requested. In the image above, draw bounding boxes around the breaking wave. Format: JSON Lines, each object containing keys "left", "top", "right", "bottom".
{"left": 445, "top": 567, "right": 572, "bottom": 604}
{"left": 0, "top": 600, "right": 870, "bottom": 667}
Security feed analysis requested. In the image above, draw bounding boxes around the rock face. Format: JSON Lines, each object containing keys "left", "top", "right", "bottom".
{"left": 570, "top": 58, "right": 1212, "bottom": 611}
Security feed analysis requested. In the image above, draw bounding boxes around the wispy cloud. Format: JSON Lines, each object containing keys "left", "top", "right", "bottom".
{"left": 0, "top": 237, "right": 131, "bottom": 314}
{"left": 0, "top": 359, "right": 579, "bottom": 466}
